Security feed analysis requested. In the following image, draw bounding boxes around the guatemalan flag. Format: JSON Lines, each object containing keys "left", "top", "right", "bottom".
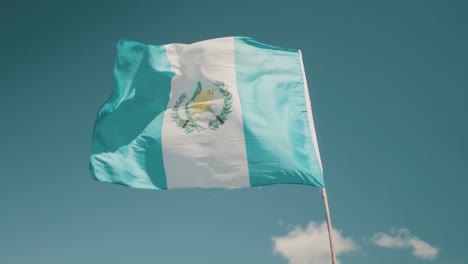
{"left": 90, "top": 37, "right": 324, "bottom": 190}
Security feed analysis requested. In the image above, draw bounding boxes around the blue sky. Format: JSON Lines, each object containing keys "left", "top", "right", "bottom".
{"left": 1, "top": 0, "right": 467, "bottom": 263}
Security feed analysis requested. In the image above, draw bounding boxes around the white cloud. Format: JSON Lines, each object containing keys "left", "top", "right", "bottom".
{"left": 372, "top": 228, "right": 439, "bottom": 260}
{"left": 272, "top": 221, "right": 357, "bottom": 264}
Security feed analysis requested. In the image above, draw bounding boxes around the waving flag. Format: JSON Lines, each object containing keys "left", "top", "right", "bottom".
{"left": 90, "top": 37, "right": 324, "bottom": 190}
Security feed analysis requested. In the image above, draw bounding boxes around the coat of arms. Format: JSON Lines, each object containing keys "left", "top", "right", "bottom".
{"left": 171, "top": 81, "right": 233, "bottom": 133}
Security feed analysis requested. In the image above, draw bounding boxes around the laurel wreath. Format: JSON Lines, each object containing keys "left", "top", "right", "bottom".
{"left": 171, "top": 92, "right": 197, "bottom": 133}
{"left": 208, "top": 81, "right": 232, "bottom": 131}
{"left": 171, "top": 81, "right": 233, "bottom": 133}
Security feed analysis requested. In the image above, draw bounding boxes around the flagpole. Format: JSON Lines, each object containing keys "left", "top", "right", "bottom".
{"left": 321, "top": 188, "right": 338, "bottom": 264}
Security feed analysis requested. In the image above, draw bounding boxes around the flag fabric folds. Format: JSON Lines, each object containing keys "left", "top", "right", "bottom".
{"left": 90, "top": 37, "right": 324, "bottom": 190}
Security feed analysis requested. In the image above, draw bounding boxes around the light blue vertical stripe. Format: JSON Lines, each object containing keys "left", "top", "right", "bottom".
{"left": 90, "top": 39, "right": 174, "bottom": 189}
{"left": 234, "top": 37, "right": 325, "bottom": 187}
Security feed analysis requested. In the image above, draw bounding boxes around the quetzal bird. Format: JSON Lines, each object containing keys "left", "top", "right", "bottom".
{"left": 182, "top": 82, "right": 224, "bottom": 128}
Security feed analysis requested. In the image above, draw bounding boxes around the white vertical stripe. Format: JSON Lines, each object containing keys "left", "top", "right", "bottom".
{"left": 161, "top": 37, "right": 250, "bottom": 189}
{"left": 299, "top": 50, "right": 323, "bottom": 172}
